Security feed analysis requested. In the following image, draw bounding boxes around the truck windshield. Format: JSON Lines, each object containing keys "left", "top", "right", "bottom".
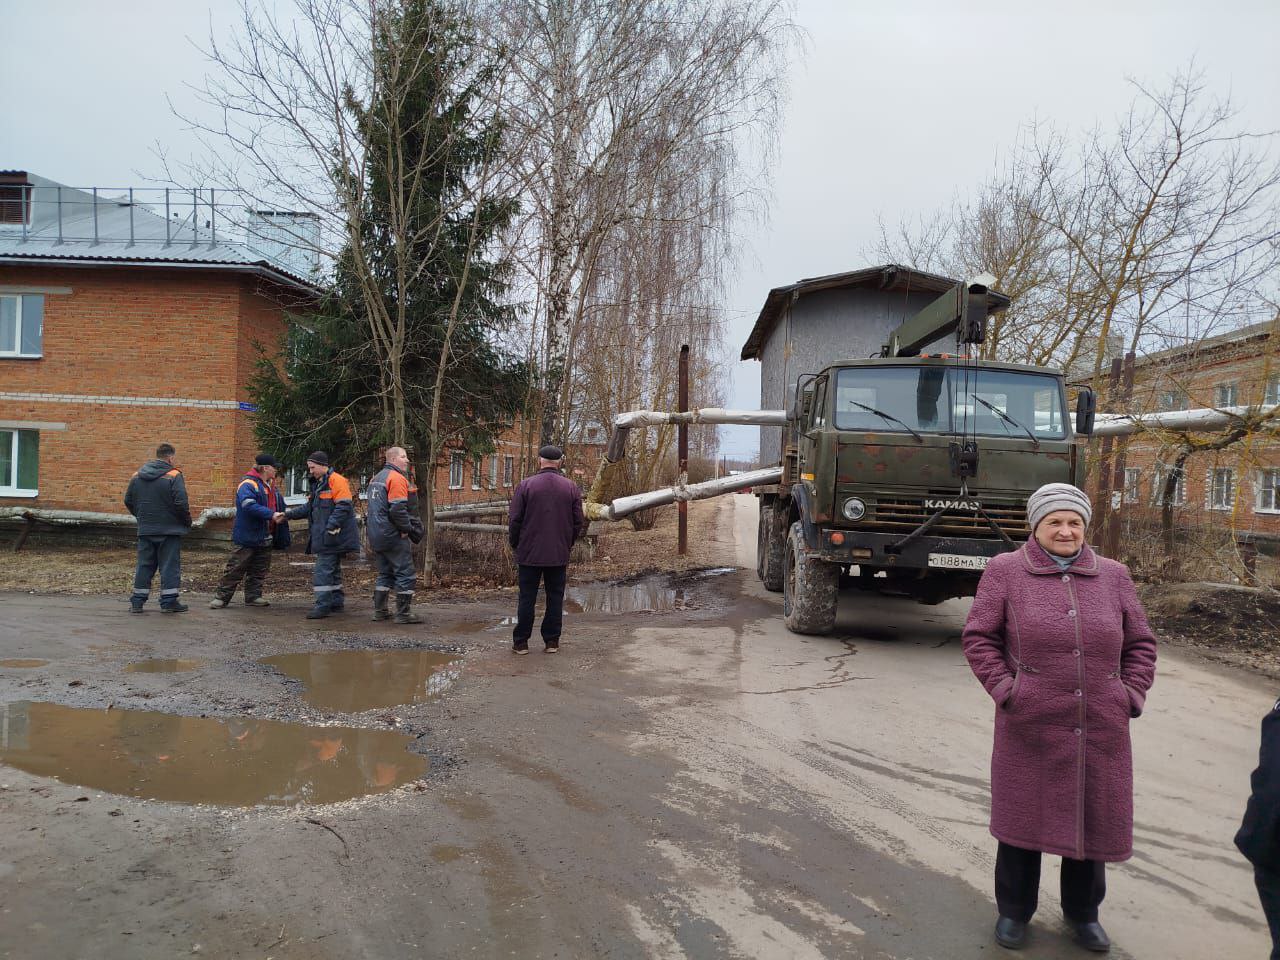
{"left": 832, "top": 366, "right": 1066, "bottom": 440}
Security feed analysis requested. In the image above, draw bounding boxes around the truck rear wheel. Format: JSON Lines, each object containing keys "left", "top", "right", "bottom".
{"left": 757, "top": 503, "right": 785, "bottom": 592}
{"left": 783, "top": 522, "right": 839, "bottom": 635}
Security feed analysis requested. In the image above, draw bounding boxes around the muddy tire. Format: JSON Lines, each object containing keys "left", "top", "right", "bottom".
{"left": 783, "top": 522, "right": 839, "bottom": 635}
{"left": 757, "top": 503, "right": 785, "bottom": 592}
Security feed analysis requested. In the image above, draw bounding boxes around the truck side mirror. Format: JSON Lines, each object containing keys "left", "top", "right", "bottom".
{"left": 1075, "top": 388, "right": 1096, "bottom": 436}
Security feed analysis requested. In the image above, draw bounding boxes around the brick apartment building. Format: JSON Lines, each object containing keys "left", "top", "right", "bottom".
{"left": 1104, "top": 320, "right": 1280, "bottom": 545}
{"left": 0, "top": 172, "right": 319, "bottom": 521}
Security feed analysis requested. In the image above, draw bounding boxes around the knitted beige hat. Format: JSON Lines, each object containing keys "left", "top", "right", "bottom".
{"left": 1027, "top": 483, "right": 1092, "bottom": 532}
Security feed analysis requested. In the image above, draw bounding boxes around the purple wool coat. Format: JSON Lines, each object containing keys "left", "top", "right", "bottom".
{"left": 507, "top": 468, "right": 585, "bottom": 567}
{"left": 962, "top": 540, "right": 1158, "bottom": 862}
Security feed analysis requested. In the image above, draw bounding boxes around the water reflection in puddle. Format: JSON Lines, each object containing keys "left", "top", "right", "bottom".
{"left": 0, "top": 701, "right": 426, "bottom": 806}
{"left": 0, "top": 659, "right": 48, "bottom": 669}
{"left": 564, "top": 579, "right": 688, "bottom": 614}
{"left": 125, "top": 659, "right": 205, "bottom": 674}
{"left": 260, "top": 649, "right": 459, "bottom": 713}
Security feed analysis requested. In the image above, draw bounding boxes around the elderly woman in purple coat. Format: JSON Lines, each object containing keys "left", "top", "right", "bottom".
{"left": 963, "top": 483, "right": 1158, "bottom": 953}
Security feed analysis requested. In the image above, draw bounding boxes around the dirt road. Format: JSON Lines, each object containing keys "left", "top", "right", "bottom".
{"left": 0, "top": 495, "right": 1271, "bottom": 958}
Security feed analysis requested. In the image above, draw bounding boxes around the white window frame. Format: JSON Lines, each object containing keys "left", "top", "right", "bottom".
{"left": 488, "top": 455, "right": 498, "bottom": 489}
{"left": 1151, "top": 465, "right": 1187, "bottom": 506}
{"left": 1256, "top": 468, "right": 1280, "bottom": 514}
{"left": 1214, "top": 383, "right": 1238, "bottom": 407}
{"left": 1208, "top": 468, "right": 1236, "bottom": 511}
{"left": 0, "top": 294, "right": 43, "bottom": 359}
{"left": 1123, "top": 467, "right": 1141, "bottom": 504}
{"left": 1265, "top": 376, "right": 1280, "bottom": 407}
{"left": 471, "top": 456, "right": 482, "bottom": 491}
{"left": 282, "top": 467, "right": 310, "bottom": 506}
{"left": 0, "top": 428, "right": 38, "bottom": 497}
{"left": 502, "top": 455, "right": 514, "bottom": 488}
{"left": 448, "top": 451, "right": 463, "bottom": 490}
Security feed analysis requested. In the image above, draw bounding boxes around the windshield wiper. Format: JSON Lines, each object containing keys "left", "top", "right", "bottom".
{"left": 970, "top": 394, "right": 1039, "bottom": 446}
{"left": 845, "top": 400, "right": 923, "bottom": 442}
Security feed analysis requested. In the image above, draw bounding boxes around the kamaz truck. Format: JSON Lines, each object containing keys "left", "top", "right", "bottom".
{"left": 744, "top": 265, "right": 1096, "bottom": 634}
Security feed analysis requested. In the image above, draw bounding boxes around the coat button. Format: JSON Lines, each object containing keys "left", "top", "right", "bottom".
{"left": 1072, "top": 649, "right": 1080, "bottom": 657}
{"left": 1074, "top": 728, "right": 1082, "bottom": 736}
{"left": 1062, "top": 574, "right": 1070, "bottom": 582}
{"left": 1074, "top": 689, "right": 1082, "bottom": 697}
{"left": 1068, "top": 609, "right": 1077, "bottom": 617}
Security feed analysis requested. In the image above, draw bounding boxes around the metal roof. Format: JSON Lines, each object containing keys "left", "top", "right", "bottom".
{"left": 739, "top": 263, "right": 1011, "bottom": 361}
{"left": 0, "top": 173, "right": 322, "bottom": 293}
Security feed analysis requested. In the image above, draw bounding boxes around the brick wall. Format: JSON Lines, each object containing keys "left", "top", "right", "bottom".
{"left": 0, "top": 265, "right": 295, "bottom": 517}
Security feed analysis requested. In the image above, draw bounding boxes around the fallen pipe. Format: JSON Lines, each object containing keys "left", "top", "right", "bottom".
{"left": 1092, "top": 404, "right": 1279, "bottom": 437}
{"left": 435, "top": 521, "right": 507, "bottom": 533}
{"left": 587, "top": 466, "right": 782, "bottom": 521}
{"left": 0, "top": 506, "right": 235, "bottom": 528}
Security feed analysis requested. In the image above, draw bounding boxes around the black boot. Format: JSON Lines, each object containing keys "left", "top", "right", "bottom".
{"left": 1070, "top": 921, "right": 1110, "bottom": 952}
{"left": 994, "top": 916, "right": 1027, "bottom": 949}
{"left": 306, "top": 602, "right": 331, "bottom": 620}
{"left": 394, "top": 593, "right": 422, "bottom": 624}
{"left": 372, "top": 589, "right": 391, "bottom": 621}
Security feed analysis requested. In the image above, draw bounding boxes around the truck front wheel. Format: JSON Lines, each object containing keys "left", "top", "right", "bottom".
{"left": 757, "top": 503, "right": 785, "bottom": 592}
{"left": 782, "top": 522, "right": 839, "bottom": 635}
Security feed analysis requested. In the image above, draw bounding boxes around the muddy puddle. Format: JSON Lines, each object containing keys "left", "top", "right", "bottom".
{"left": 260, "top": 649, "right": 459, "bottom": 713}
{"left": 124, "top": 658, "right": 205, "bottom": 674}
{"left": 0, "top": 659, "right": 48, "bottom": 669}
{"left": 0, "top": 701, "right": 426, "bottom": 806}
{"left": 564, "top": 579, "right": 690, "bottom": 614}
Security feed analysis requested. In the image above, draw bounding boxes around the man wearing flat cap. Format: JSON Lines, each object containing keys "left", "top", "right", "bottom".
{"left": 507, "top": 445, "right": 585, "bottom": 654}
{"left": 285, "top": 451, "right": 360, "bottom": 618}
{"left": 211, "top": 454, "right": 290, "bottom": 608}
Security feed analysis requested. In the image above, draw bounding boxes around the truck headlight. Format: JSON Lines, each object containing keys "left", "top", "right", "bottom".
{"left": 842, "top": 498, "right": 866, "bottom": 521}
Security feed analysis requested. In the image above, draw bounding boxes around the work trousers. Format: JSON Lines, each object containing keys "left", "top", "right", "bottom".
{"left": 1256, "top": 865, "right": 1280, "bottom": 960}
{"left": 131, "top": 535, "right": 183, "bottom": 609}
{"left": 373, "top": 537, "right": 417, "bottom": 598}
{"left": 513, "top": 564, "right": 567, "bottom": 650}
{"left": 313, "top": 553, "right": 345, "bottom": 610}
{"left": 995, "top": 841, "right": 1106, "bottom": 924}
{"left": 215, "top": 544, "right": 273, "bottom": 602}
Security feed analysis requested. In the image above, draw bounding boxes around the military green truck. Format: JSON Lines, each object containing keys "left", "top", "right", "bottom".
{"left": 743, "top": 265, "right": 1096, "bottom": 635}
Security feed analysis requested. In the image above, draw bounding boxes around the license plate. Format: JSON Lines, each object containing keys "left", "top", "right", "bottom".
{"left": 927, "top": 553, "right": 989, "bottom": 570}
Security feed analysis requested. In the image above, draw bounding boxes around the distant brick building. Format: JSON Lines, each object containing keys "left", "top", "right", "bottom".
{"left": 1105, "top": 321, "right": 1280, "bottom": 544}
{"left": 0, "top": 172, "right": 318, "bottom": 519}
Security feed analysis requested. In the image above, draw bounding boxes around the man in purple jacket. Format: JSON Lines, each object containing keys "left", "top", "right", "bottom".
{"left": 507, "top": 445, "right": 585, "bottom": 655}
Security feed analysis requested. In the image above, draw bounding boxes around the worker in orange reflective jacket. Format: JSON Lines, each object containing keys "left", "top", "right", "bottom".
{"left": 284, "top": 451, "right": 359, "bottom": 619}
{"left": 367, "top": 446, "right": 426, "bottom": 624}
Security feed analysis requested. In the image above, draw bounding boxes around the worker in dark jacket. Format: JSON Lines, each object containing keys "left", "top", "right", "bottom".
{"left": 507, "top": 445, "right": 585, "bottom": 654}
{"left": 284, "top": 451, "right": 359, "bottom": 619}
{"left": 210, "top": 453, "right": 289, "bottom": 609}
{"left": 124, "top": 442, "right": 193, "bottom": 614}
{"left": 1236, "top": 697, "right": 1280, "bottom": 959}
{"left": 367, "top": 446, "right": 425, "bottom": 624}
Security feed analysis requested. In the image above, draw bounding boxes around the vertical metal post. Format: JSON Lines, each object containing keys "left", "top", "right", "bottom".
{"left": 128, "top": 188, "right": 135, "bottom": 246}
{"left": 209, "top": 188, "right": 216, "bottom": 246}
{"left": 21, "top": 184, "right": 29, "bottom": 241}
{"left": 191, "top": 189, "right": 198, "bottom": 245}
{"left": 92, "top": 187, "right": 99, "bottom": 245}
{"left": 1091, "top": 357, "right": 1122, "bottom": 546}
{"left": 56, "top": 187, "right": 62, "bottom": 243}
{"left": 1102, "top": 352, "right": 1136, "bottom": 560}
{"left": 678, "top": 344, "right": 690, "bottom": 556}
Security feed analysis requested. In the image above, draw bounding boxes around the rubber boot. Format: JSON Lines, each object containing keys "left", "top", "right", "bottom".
{"left": 372, "top": 589, "right": 391, "bottom": 621}
{"left": 306, "top": 602, "right": 331, "bottom": 620}
{"left": 394, "top": 594, "right": 422, "bottom": 624}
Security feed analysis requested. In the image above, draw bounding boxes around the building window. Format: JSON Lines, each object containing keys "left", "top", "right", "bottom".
{"left": 0, "top": 294, "right": 43, "bottom": 358}
{"left": 1151, "top": 465, "right": 1186, "bottom": 506}
{"left": 471, "top": 456, "right": 482, "bottom": 491}
{"left": 488, "top": 455, "right": 498, "bottom": 489}
{"left": 1123, "top": 468, "right": 1141, "bottom": 504}
{"left": 502, "top": 455, "right": 514, "bottom": 487}
{"left": 0, "top": 429, "right": 39, "bottom": 497}
{"left": 1209, "top": 468, "right": 1236, "bottom": 511}
{"left": 1157, "top": 390, "right": 1187, "bottom": 412}
{"left": 0, "top": 174, "right": 30, "bottom": 226}
{"left": 1257, "top": 469, "right": 1280, "bottom": 513}
{"left": 1214, "top": 383, "right": 1238, "bottom": 407}
{"left": 448, "top": 451, "right": 463, "bottom": 490}
{"left": 1265, "top": 376, "right": 1280, "bottom": 407}
{"left": 282, "top": 467, "right": 311, "bottom": 502}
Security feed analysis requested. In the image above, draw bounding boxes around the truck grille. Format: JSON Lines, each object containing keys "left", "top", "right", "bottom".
{"left": 869, "top": 497, "right": 1029, "bottom": 539}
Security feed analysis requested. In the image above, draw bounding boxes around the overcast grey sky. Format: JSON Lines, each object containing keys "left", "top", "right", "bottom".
{"left": 4, "top": 0, "right": 1278, "bottom": 458}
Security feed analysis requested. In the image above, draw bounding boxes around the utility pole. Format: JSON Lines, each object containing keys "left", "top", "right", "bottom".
{"left": 678, "top": 344, "right": 689, "bottom": 555}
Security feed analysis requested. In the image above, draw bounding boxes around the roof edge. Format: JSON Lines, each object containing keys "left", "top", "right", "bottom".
{"left": 0, "top": 254, "right": 323, "bottom": 296}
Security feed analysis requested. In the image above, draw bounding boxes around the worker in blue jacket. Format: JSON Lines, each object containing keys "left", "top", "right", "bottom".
{"left": 1237, "top": 696, "right": 1280, "bottom": 959}
{"left": 210, "top": 453, "right": 289, "bottom": 608}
